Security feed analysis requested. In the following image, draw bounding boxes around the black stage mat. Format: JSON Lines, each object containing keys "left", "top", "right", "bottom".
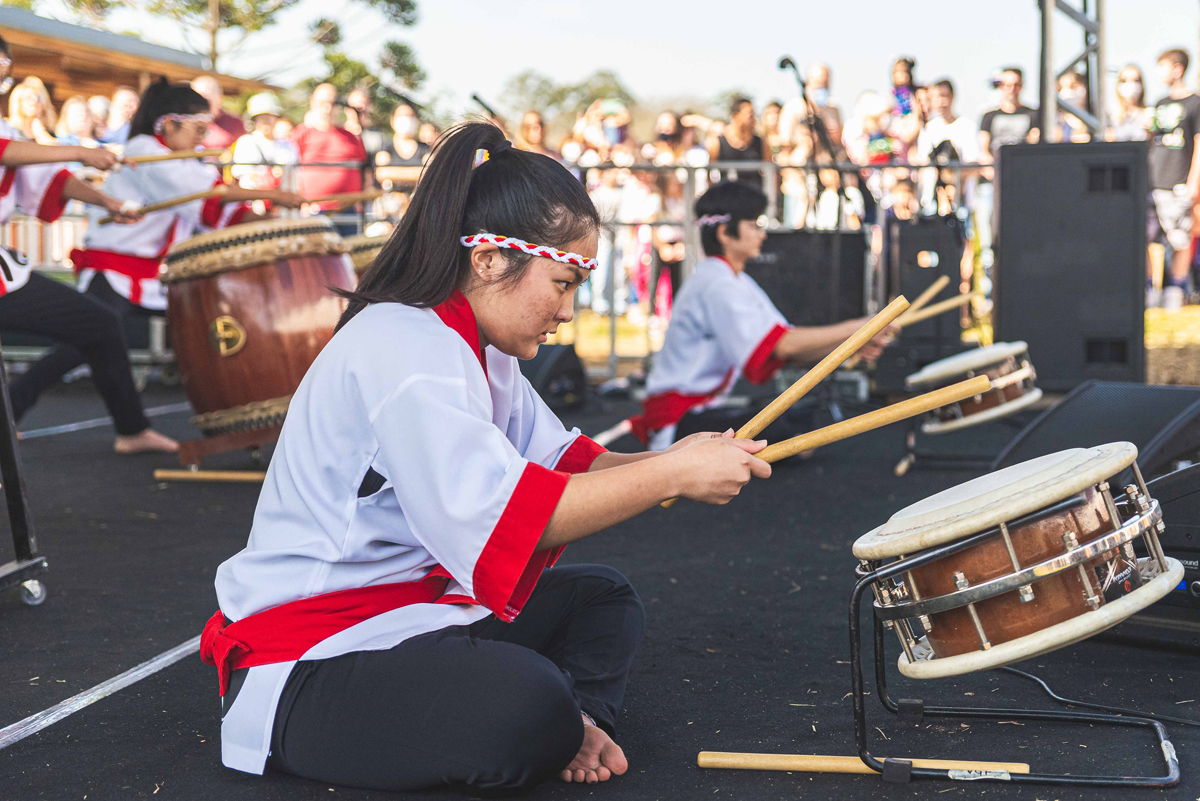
{"left": 0, "top": 385, "right": 1196, "bottom": 800}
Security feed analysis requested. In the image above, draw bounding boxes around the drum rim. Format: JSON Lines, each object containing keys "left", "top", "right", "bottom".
{"left": 852, "top": 442, "right": 1137, "bottom": 560}
{"left": 906, "top": 341, "right": 1029, "bottom": 388}
{"left": 165, "top": 216, "right": 337, "bottom": 263}
{"left": 895, "top": 558, "right": 1183, "bottom": 679}
{"left": 921, "top": 387, "right": 1043, "bottom": 434}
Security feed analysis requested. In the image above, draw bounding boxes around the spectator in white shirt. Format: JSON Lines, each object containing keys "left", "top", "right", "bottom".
{"left": 231, "top": 93, "right": 290, "bottom": 193}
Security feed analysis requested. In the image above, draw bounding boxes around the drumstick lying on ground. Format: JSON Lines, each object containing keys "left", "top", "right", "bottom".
{"left": 843, "top": 276, "right": 952, "bottom": 370}
{"left": 307, "top": 190, "right": 384, "bottom": 206}
{"left": 97, "top": 186, "right": 228, "bottom": 225}
{"left": 121, "top": 147, "right": 227, "bottom": 165}
{"left": 697, "top": 751, "right": 1030, "bottom": 774}
{"left": 756, "top": 374, "right": 991, "bottom": 464}
{"left": 660, "top": 296, "right": 910, "bottom": 508}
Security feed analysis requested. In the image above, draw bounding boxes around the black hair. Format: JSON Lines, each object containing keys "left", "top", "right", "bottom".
{"left": 697, "top": 181, "right": 767, "bottom": 257}
{"left": 340, "top": 121, "right": 600, "bottom": 327}
{"left": 128, "top": 78, "right": 208, "bottom": 139}
{"left": 933, "top": 78, "right": 955, "bottom": 97}
{"left": 1000, "top": 66, "right": 1023, "bottom": 82}
{"left": 729, "top": 96, "right": 753, "bottom": 117}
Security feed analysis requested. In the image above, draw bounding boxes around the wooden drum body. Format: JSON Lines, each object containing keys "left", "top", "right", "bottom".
{"left": 853, "top": 443, "right": 1183, "bottom": 679}
{"left": 162, "top": 218, "right": 355, "bottom": 435}
{"left": 905, "top": 342, "right": 1041, "bottom": 434}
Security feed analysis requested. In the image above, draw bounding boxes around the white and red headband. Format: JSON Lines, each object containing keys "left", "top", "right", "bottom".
{"left": 154, "top": 112, "right": 213, "bottom": 135}
{"left": 460, "top": 233, "right": 597, "bottom": 271}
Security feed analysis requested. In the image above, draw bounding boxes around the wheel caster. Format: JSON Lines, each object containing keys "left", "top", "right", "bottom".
{"left": 20, "top": 580, "right": 46, "bottom": 606}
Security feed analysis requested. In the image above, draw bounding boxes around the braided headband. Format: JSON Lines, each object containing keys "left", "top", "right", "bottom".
{"left": 461, "top": 233, "right": 597, "bottom": 271}
{"left": 154, "top": 113, "right": 213, "bottom": 135}
{"left": 696, "top": 214, "right": 732, "bottom": 227}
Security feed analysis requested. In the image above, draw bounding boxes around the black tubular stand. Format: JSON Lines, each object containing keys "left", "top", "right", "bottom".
{"left": 0, "top": 344, "right": 47, "bottom": 605}
{"left": 849, "top": 545, "right": 1180, "bottom": 787}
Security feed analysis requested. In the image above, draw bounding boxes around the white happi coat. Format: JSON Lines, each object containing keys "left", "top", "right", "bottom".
{"left": 0, "top": 126, "right": 73, "bottom": 295}
{"left": 213, "top": 293, "right": 604, "bottom": 775}
{"left": 78, "top": 134, "right": 247, "bottom": 310}
{"left": 638, "top": 256, "right": 790, "bottom": 449}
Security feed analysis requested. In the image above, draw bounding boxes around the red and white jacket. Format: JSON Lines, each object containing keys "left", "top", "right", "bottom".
{"left": 205, "top": 291, "right": 607, "bottom": 775}
{"left": 0, "top": 127, "right": 73, "bottom": 297}
{"left": 76, "top": 134, "right": 250, "bottom": 310}
{"left": 631, "top": 256, "right": 792, "bottom": 449}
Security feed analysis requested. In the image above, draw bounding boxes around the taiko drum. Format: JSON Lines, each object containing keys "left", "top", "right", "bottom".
{"left": 161, "top": 217, "right": 355, "bottom": 435}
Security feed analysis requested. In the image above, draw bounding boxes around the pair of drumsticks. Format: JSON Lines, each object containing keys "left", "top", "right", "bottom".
{"left": 661, "top": 292, "right": 991, "bottom": 508}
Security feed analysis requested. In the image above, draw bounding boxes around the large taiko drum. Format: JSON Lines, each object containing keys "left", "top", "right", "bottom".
{"left": 161, "top": 217, "right": 356, "bottom": 435}
{"left": 905, "top": 342, "right": 1041, "bottom": 434}
{"left": 854, "top": 442, "right": 1182, "bottom": 680}
{"left": 344, "top": 234, "right": 387, "bottom": 279}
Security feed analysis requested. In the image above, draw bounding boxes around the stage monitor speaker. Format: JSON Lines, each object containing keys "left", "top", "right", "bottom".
{"left": 519, "top": 344, "right": 588, "bottom": 411}
{"left": 887, "top": 215, "right": 965, "bottom": 344}
{"left": 745, "top": 230, "right": 865, "bottom": 327}
{"left": 991, "top": 380, "right": 1200, "bottom": 483}
{"left": 996, "top": 141, "right": 1148, "bottom": 391}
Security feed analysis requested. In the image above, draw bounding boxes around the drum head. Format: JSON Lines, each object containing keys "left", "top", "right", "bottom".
{"left": 897, "top": 558, "right": 1183, "bottom": 679}
{"left": 906, "top": 341, "right": 1029, "bottom": 389}
{"left": 162, "top": 217, "right": 346, "bottom": 282}
{"left": 852, "top": 441, "right": 1137, "bottom": 560}
{"left": 921, "top": 387, "right": 1044, "bottom": 434}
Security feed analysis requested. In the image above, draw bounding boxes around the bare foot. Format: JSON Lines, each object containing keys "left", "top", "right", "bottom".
{"left": 559, "top": 716, "right": 628, "bottom": 784}
{"left": 114, "top": 428, "right": 179, "bottom": 454}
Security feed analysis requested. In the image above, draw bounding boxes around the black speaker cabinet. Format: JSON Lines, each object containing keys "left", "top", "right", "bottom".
{"left": 1143, "top": 464, "right": 1200, "bottom": 610}
{"left": 996, "top": 141, "right": 1148, "bottom": 391}
{"left": 886, "top": 215, "right": 965, "bottom": 343}
{"left": 745, "top": 230, "right": 865, "bottom": 327}
{"left": 519, "top": 344, "right": 588, "bottom": 412}
{"left": 992, "top": 380, "right": 1200, "bottom": 482}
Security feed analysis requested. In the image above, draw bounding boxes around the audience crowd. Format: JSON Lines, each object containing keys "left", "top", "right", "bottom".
{"left": 6, "top": 46, "right": 1200, "bottom": 318}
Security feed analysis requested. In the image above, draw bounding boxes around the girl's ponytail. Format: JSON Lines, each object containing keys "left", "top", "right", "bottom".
{"left": 340, "top": 120, "right": 597, "bottom": 330}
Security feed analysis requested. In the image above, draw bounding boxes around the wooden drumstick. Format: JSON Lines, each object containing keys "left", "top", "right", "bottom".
{"left": 697, "top": 751, "right": 1030, "bottom": 774}
{"left": 97, "top": 186, "right": 228, "bottom": 225}
{"left": 307, "top": 190, "right": 384, "bottom": 205}
{"left": 153, "top": 469, "right": 266, "bottom": 483}
{"left": 660, "top": 295, "right": 910, "bottom": 509}
{"left": 843, "top": 276, "right": 951, "bottom": 370}
{"left": 757, "top": 374, "right": 991, "bottom": 463}
{"left": 121, "top": 147, "right": 227, "bottom": 165}
{"left": 894, "top": 291, "right": 984, "bottom": 329}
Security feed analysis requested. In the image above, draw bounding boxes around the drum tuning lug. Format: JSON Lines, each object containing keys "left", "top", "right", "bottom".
{"left": 1061, "top": 531, "right": 1079, "bottom": 550}
{"left": 953, "top": 572, "right": 992, "bottom": 650}
{"left": 918, "top": 614, "right": 933, "bottom": 633}
{"left": 1018, "top": 585, "right": 1035, "bottom": 603}
{"left": 1156, "top": 521, "right": 1166, "bottom": 534}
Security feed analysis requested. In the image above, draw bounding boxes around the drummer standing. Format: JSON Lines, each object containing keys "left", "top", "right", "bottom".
{"left": 202, "top": 122, "right": 772, "bottom": 793}
{"left": 627, "top": 181, "right": 891, "bottom": 450}
{"left": 16, "top": 80, "right": 305, "bottom": 421}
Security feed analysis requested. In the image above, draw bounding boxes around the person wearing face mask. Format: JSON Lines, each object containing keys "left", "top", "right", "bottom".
{"left": 1109, "top": 65, "right": 1150, "bottom": 142}
{"left": 1055, "top": 72, "right": 1091, "bottom": 143}
{"left": 378, "top": 103, "right": 430, "bottom": 169}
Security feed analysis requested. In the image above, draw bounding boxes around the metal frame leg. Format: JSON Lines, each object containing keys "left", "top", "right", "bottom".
{"left": 0, "top": 345, "right": 48, "bottom": 600}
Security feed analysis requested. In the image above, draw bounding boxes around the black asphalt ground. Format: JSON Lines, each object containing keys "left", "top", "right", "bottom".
{"left": 0, "top": 383, "right": 1197, "bottom": 800}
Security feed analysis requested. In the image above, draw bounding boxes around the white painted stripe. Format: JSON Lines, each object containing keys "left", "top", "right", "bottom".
{"left": 0, "top": 635, "right": 200, "bottom": 750}
{"left": 20, "top": 402, "right": 192, "bottom": 439}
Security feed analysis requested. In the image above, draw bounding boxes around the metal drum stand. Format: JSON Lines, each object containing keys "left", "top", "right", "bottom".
{"left": 0, "top": 344, "right": 47, "bottom": 605}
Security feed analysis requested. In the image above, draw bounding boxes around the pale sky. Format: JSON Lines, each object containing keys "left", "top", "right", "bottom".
{"left": 43, "top": 0, "right": 1200, "bottom": 122}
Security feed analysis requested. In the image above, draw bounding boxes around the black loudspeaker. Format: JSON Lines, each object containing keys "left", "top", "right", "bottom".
{"left": 1143, "top": 464, "right": 1200, "bottom": 610}
{"left": 996, "top": 141, "right": 1148, "bottom": 391}
{"left": 745, "top": 230, "right": 865, "bottom": 326}
{"left": 887, "top": 215, "right": 964, "bottom": 343}
{"left": 991, "top": 381, "right": 1200, "bottom": 483}
{"left": 520, "top": 344, "right": 588, "bottom": 411}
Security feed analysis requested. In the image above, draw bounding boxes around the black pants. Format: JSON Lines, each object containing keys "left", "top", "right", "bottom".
{"left": 1, "top": 273, "right": 150, "bottom": 434}
{"left": 265, "top": 564, "right": 645, "bottom": 793}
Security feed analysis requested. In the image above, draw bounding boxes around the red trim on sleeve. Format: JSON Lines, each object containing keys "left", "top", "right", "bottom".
{"left": 36, "top": 169, "right": 72, "bottom": 223}
{"left": 225, "top": 204, "right": 251, "bottom": 227}
{"left": 472, "top": 462, "right": 569, "bottom": 621}
{"left": 554, "top": 435, "right": 607, "bottom": 474}
{"left": 0, "top": 139, "right": 10, "bottom": 162}
{"left": 742, "top": 323, "right": 790, "bottom": 385}
{"left": 0, "top": 168, "right": 14, "bottom": 199}
{"left": 200, "top": 180, "right": 228, "bottom": 228}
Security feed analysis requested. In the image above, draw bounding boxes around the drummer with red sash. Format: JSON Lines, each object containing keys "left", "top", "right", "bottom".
{"left": 201, "top": 123, "right": 773, "bottom": 793}
{"left": 16, "top": 79, "right": 305, "bottom": 420}
{"left": 627, "top": 181, "right": 892, "bottom": 450}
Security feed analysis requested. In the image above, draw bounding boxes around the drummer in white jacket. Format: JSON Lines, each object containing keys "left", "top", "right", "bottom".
{"left": 16, "top": 79, "right": 304, "bottom": 423}
{"left": 0, "top": 36, "right": 178, "bottom": 452}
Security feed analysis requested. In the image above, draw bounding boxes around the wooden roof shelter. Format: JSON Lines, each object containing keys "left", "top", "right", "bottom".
{"left": 0, "top": 7, "right": 276, "bottom": 106}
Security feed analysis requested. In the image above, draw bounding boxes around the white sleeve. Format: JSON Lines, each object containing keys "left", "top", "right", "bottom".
{"left": 505, "top": 372, "right": 606, "bottom": 474}
{"left": 700, "top": 281, "right": 790, "bottom": 383}
{"left": 372, "top": 373, "right": 569, "bottom": 619}
{"left": 12, "top": 161, "right": 71, "bottom": 222}
{"left": 126, "top": 158, "right": 221, "bottom": 205}
{"left": 230, "top": 135, "right": 263, "bottom": 183}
